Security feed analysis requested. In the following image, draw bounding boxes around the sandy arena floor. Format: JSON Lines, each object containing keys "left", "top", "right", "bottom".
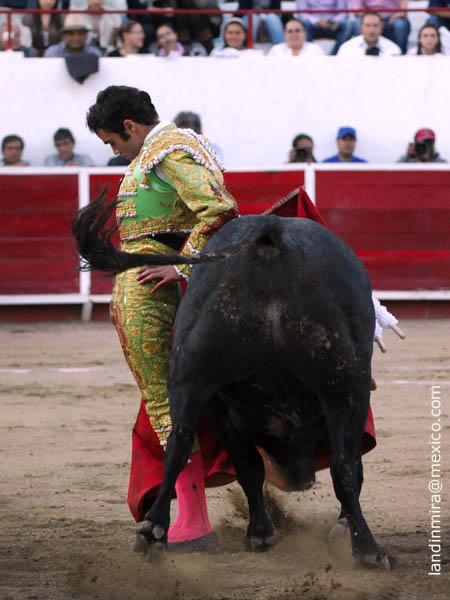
{"left": 0, "top": 319, "right": 448, "bottom": 600}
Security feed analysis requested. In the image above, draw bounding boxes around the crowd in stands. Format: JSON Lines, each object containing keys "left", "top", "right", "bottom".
{"left": 0, "top": 0, "right": 449, "bottom": 57}
{"left": 2, "top": 123, "right": 446, "bottom": 166}
{"left": 287, "top": 126, "right": 447, "bottom": 162}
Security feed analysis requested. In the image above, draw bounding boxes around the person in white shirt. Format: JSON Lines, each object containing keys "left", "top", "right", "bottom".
{"left": 268, "top": 18, "right": 325, "bottom": 57}
{"left": 337, "top": 12, "right": 401, "bottom": 57}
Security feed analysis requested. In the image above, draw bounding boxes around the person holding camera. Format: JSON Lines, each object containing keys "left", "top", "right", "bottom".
{"left": 288, "top": 133, "right": 317, "bottom": 163}
{"left": 337, "top": 12, "right": 401, "bottom": 57}
{"left": 397, "top": 128, "right": 447, "bottom": 163}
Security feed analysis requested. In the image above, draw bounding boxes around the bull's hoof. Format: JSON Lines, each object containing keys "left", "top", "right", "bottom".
{"left": 247, "top": 533, "right": 277, "bottom": 552}
{"left": 167, "top": 531, "right": 220, "bottom": 554}
{"left": 327, "top": 518, "right": 350, "bottom": 544}
{"left": 132, "top": 533, "right": 149, "bottom": 554}
{"left": 135, "top": 520, "right": 168, "bottom": 562}
{"left": 357, "top": 550, "right": 392, "bottom": 571}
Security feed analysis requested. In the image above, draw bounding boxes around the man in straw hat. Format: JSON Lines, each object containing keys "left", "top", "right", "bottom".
{"left": 44, "top": 14, "right": 102, "bottom": 57}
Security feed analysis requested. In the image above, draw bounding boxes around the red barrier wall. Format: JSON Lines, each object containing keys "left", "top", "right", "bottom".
{"left": 1, "top": 169, "right": 449, "bottom": 299}
{"left": 315, "top": 170, "right": 450, "bottom": 290}
{"left": 0, "top": 174, "right": 79, "bottom": 294}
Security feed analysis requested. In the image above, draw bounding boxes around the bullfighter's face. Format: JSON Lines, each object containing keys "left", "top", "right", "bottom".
{"left": 96, "top": 121, "right": 149, "bottom": 161}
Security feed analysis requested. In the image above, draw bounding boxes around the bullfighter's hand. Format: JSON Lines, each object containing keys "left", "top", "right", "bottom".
{"left": 136, "top": 265, "right": 183, "bottom": 293}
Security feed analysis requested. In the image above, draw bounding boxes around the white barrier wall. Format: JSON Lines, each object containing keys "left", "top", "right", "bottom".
{"left": 2, "top": 51, "right": 450, "bottom": 168}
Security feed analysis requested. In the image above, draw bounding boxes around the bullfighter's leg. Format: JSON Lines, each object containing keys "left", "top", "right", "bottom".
{"left": 111, "top": 268, "right": 215, "bottom": 552}
{"left": 322, "top": 387, "right": 390, "bottom": 569}
{"left": 138, "top": 384, "right": 213, "bottom": 558}
{"left": 208, "top": 396, "right": 275, "bottom": 551}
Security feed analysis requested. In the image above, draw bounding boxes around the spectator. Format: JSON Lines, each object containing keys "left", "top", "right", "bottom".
{"left": 397, "top": 128, "right": 447, "bottom": 163}
{"left": 107, "top": 155, "right": 130, "bottom": 165}
{"left": 81, "top": 0, "right": 122, "bottom": 53}
{"left": 126, "top": 0, "right": 175, "bottom": 49}
{"left": 288, "top": 133, "right": 317, "bottom": 163}
{"left": 44, "top": 14, "right": 102, "bottom": 57}
{"left": 151, "top": 22, "right": 207, "bottom": 56}
{"left": 295, "top": 0, "right": 353, "bottom": 55}
{"left": 210, "top": 17, "right": 247, "bottom": 56}
{"left": 44, "top": 128, "right": 94, "bottom": 165}
{"left": 0, "top": 23, "right": 38, "bottom": 56}
{"left": 427, "top": 0, "right": 450, "bottom": 35}
{"left": 323, "top": 127, "right": 368, "bottom": 162}
{"left": 268, "top": 18, "right": 325, "bottom": 56}
{"left": 173, "top": 0, "right": 222, "bottom": 55}
{"left": 23, "top": 0, "right": 64, "bottom": 57}
{"left": 107, "top": 21, "right": 148, "bottom": 56}
{"left": 337, "top": 12, "right": 401, "bottom": 56}
{"left": 1, "top": 135, "right": 29, "bottom": 166}
{"left": 407, "top": 22, "right": 444, "bottom": 55}
{"left": 348, "top": 0, "right": 410, "bottom": 54}
{"left": 238, "top": 0, "right": 284, "bottom": 45}
{"left": 173, "top": 110, "right": 224, "bottom": 161}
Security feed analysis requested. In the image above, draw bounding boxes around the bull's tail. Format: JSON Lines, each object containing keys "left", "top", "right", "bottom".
{"left": 72, "top": 189, "right": 228, "bottom": 275}
{"left": 250, "top": 226, "right": 283, "bottom": 262}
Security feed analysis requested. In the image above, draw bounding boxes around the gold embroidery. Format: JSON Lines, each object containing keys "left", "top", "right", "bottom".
{"left": 118, "top": 176, "right": 138, "bottom": 197}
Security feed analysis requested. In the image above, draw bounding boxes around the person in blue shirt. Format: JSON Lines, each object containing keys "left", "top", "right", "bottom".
{"left": 323, "top": 127, "right": 368, "bottom": 163}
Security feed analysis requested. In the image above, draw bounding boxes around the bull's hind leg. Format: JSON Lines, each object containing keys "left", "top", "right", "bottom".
{"left": 323, "top": 388, "right": 390, "bottom": 570}
{"left": 208, "top": 397, "right": 275, "bottom": 551}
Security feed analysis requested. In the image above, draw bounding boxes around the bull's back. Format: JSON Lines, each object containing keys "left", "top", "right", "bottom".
{"left": 175, "top": 215, "right": 374, "bottom": 373}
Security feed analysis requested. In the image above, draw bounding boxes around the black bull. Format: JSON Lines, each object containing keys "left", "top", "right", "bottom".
{"left": 72, "top": 193, "right": 390, "bottom": 569}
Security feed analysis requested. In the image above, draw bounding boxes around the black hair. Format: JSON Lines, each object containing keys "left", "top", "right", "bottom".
{"left": 361, "top": 12, "right": 383, "bottom": 24}
{"left": 292, "top": 133, "right": 313, "bottom": 147}
{"left": 2, "top": 134, "right": 24, "bottom": 151}
{"left": 86, "top": 85, "right": 159, "bottom": 139}
{"left": 111, "top": 20, "right": 141, "bottom": 47}
{"left": 284, "top": 18, "right": 306, "bottom": 32}
{"left": 54, "top": 128, "right": 74, "bottom": 143}
{"left": 174, "top": 111, "right": 202, "bottom": 134}
{"left": 417, "top": 23, "right": 442, "bottom": 55}
{"left": 156, "top": 22, "right": 176, "bottom": 36}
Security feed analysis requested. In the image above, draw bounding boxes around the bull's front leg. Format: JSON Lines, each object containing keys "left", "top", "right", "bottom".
{"left": 324, "top": 392, "right": 391, "bottom": 570}
{"left": 138, "top": 424, "right": 195, "bottom": 559}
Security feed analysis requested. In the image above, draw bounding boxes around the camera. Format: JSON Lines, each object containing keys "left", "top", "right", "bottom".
{"left": 414, "top": 141, "right": 429, "bottom": 155}
{"left": 365, "top": 46, "right": 380, "bottom": 56}
{"left": 295, "top": 146, "right": 312, "bottom": 162}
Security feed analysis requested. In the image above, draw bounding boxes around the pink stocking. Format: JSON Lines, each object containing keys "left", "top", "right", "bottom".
{"left": 168, "top": 451, "right": 213, "bottom": 543}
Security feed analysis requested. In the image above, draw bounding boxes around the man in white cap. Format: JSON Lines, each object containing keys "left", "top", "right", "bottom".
{"left": 44, "top": 14, "right": 102, "bottom": 57}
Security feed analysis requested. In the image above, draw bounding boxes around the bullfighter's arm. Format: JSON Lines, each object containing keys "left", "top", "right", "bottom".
{"left": 158, "top": 150, "right": 238, "bottom": 279}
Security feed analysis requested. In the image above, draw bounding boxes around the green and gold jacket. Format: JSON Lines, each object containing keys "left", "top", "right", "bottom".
{"left": 116, "top": 122, "right": 237, "bottom": 278}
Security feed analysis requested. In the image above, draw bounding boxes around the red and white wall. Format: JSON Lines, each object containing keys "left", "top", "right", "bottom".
{"left": 1, "top": 164, "right": 449, "bottom": 321}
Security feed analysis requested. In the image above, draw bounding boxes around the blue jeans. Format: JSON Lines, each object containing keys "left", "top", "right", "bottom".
{"left": 301, "top": 20, "right": 353, "bottom": 55}
{"left": 350, "top": 16, "right": 411, "bottom": 54}
{"left": 426, "top": 15, "right": 450, "bottom": 33}
{"left": 244, "top": 14, "right": 285, "bottom": 44}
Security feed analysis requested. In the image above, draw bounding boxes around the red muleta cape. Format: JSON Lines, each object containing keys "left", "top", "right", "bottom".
{"left": 128, "top": 188, "right": 376, "bottom": 521}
